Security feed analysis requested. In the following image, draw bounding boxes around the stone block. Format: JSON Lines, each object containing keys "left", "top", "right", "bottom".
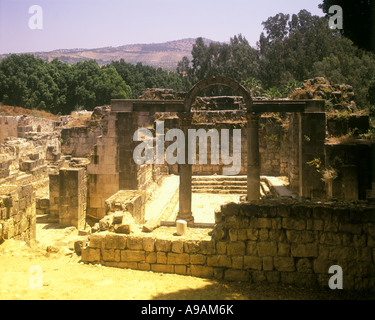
{"left": 257, "top": 241, "right": 277, "bottom": 257}
{"left": 231, "top": 256, "right": 244, "bottom": 269}
{"left": 227, "top": 241, "right": 246, "bottom": 256}
{"left": 102, "top": 249, "right": 121, "bottom": 262}
{"left": 277, "top": 243, "right": 290, "bottom": 257}
{"left": 282, "top": 218, "right": 306, "bottom": 230}
{"left": 175, "top": 265, "right": 187, "bottom": 275}
{"left": 81, "top": 247, "right": 101, "bottom": 263}
{"left": 146, "top": 252, "right": 157, "bottom": 264}
{"left": 263, "top": 257, "right": 273, "bottom": 271}
{"left": 190, "top": 254, "right": 206, "bottom": 265}
{"left": 216, "top": 241, "right": 227, "bottom": 255}
{"left": 207, "top": 255, "right": 231, "bottom": 268}
{"left": 121, "top": 250, "right": 145, "bottom": 262}
{"left": 246, "top": 229, "right": 258, "bottom": 241}
{"left": 183, "top": 240, "right": 200, "bottom": 253}
{"left": 250, "top": 218, "right": 272, "bottom": 229}
{"left": 339, "top": 223, "right": 362, "bottom": 235}
{"left": 224, "top": 269, "right": 250, "bottom": 281}
{"left": 143, "top": 237, "right": 155, "bottom": 252}
{"left": 126, "top": 236, "right": 143, "bottom": 250}
{"left": 265, "top": 271, "right": 280, "bottom": 283}
{"left": 246, "top": 241, "right": 258, "bottom": 255}
{"left": 138, "top": 263, "right": 151, "bottom": 271}
{"left": 157, "top": 252, "right": 167, "bottom": 264}
{"left": 291, "top": 243, "right": 318, "bottom": 258}
{"left": 171, "top": 240, "right": 184, "bottom": 253}
{"left": 199, "top": 240, "right": 215, "bottom": 255}
{"left": 244, "top": 256, "right": 262, "bottom": 270}
{"left": 88, "top": 234, "right": 104, "bottom": 248}
{"left": 190, "top": 265, "right": 214, "bottom": 278}
{"left": 155, "top": 239, "right": 172, "bottom": 252}
{"left": 296, "top": 258, "right": 313, "bottom": 273}
{"left": 274, "top": 257, "right": 295, "bottom": 272}
{"left": 251, "top": 270, "right": 266, "bottom": 282}
{"left": 167, "top": 253, "right": 189, "bottom": 265}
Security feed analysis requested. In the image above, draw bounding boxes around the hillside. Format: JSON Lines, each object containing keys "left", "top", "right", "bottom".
{"left": 0, "top": 38, "right": 213, "bottom": 71}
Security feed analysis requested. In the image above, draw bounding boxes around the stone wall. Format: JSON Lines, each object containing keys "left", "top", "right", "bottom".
{"left": 81, "top": 200, "right": 375, "bottom": 290}
{"left": 49, "top": 167, "right": 87, "bottom": 229}
{"left": 0, "top": 184, "right": 36, "bottom": 243}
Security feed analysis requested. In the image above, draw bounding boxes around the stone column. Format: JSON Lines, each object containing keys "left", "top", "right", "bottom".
{"left": 176, "top": 113, "right": 194, "bottom": 226}
{"left": 247, "top": 113, "right": 261, "bottom": 201}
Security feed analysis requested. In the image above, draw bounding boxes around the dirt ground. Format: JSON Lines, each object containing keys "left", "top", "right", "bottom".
{"left": 0, "top": 225, "right": 374, "bottom": 300}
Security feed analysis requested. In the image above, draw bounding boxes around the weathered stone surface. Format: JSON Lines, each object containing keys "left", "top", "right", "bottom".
{"left": 151, "top": 264, "right": 174, "bottom": 274}
{"left": 291, "top": 243, "right": 318, "bottom": 258}
{"left": 207, "top": 255, "right": 231, "bottom": 268}
{"left": 155, "top": 239, "right": 172, "bottom": 252}
{"left": 190, "top": 254, "right": 206, "bottom": 265}
{"left": 81, "top": 247, "right": 100, "bottom": 263}
{"left": 121, "top": 250, "right": 145, "bottom": 262}
{"left": 224, "top": 269, "right": 249, "bottom": 281}
{"left": 227, "top": 241, "right": 246, "bottom": 256}
{"left": 142, "top": 237, "right": 155, "bottom": 252}
{"left": 102, "top": 249, "right": 120, "bottom": 262}
{"left": 171, "top": 240, "right": 184, "bottom": 253}
{"left": 244, "top": 256, "right": 262, "bottom": 270}
{"left": 126, "top": 236, "right": 143, "bottom": 250}
{"left": 274, "top": 257, "right": 295, "bottom": 272}
{"left": 257, "top": 241, "right": 277, "bottom": 257}
{"left": 167, "top": 253, "right": 189, "bottom": 265}
{"left": 190, "top": 265, "right": 214, "bottom": 278}
{"left": 157, "top": 252, "right": 167, "bottom": 264}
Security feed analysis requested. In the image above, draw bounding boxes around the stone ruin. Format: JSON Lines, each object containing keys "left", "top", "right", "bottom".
{"left": 0, "top": 76, "right": 374, "bottom": 290}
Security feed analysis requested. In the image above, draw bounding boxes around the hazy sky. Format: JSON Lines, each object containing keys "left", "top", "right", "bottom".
{"left": 0, "top": 0, "right": 324, "bottom": 54}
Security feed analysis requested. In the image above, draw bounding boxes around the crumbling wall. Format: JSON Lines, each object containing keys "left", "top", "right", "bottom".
{"left": 81, "top": 200, "right": 375, "bottom": 291}
{"left": 0, "top": 184, "right": 36, "bottom": 243}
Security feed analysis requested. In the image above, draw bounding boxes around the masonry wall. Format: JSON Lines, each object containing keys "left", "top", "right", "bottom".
{"left": 81, "top": 200, "right": 375, "bottom": 290}
{"left": 0, "top": 184, "right": 36, "bottom": 242}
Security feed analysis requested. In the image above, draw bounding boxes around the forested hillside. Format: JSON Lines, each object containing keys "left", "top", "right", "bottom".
{"left": 0, "top": 9, "right": 374, "bottom": 115}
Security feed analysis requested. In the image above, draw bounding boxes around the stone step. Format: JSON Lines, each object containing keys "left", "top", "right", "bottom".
{"left": 192, "top": 180, "right": 247, "bottom": 186}
{"left": 192, "top": 188, "right": 248, "bottom": 194}
{"left": 192, "top": 175, "right": 247, "bottom": 182}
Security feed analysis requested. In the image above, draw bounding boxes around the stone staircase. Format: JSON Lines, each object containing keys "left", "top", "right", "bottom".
{"left": 192, "top": 175, "right": 297, "bottom": 198}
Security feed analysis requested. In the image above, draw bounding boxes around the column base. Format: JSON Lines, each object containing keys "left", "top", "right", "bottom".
{"left": 176, "top": 213, "right": 194, "bottom": 227}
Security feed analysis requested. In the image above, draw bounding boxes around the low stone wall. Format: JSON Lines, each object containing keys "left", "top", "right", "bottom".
{"left": 0, "top": 184, "right": 36, "bottom": 243}
{"left": 81, "top": 200, "right": 375, "bottom": 291}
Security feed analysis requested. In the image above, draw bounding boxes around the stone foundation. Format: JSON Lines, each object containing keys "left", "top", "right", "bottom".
{"left": 81, "top": 200, "right": 375, "bottom": 291}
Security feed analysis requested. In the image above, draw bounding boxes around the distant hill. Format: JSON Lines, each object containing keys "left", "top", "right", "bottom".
{"left": 0, "top": 38, "right": 214, "bottom": 71}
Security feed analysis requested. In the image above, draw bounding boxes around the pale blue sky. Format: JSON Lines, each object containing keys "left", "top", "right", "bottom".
{"left": 0, "top": 0, "right": 324, "bottom": 54}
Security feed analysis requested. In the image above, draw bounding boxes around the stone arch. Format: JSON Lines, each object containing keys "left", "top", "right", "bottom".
{"left": 183, "top": 76, "right": 253, "bottom": 112}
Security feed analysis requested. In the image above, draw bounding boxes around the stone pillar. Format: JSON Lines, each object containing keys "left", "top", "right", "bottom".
{"left": 176, "top": 113, "right": 194, "bottom": 226}
{"left": 299, "top": 112, "right": 326, "bottom": 198}
{"left": 247, "top": 113, "right": 260, "bottom": 201}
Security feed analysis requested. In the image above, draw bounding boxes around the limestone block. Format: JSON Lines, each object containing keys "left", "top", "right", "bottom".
{"left": 224, "top": 269, "right": 250, "bottom": 281}
{"left": 157, "top": 252, "right": 167, "bottom": 264}
{"left": 246, "top": 241, "right": 258, "bottom": 256}
{"left": 263, "top": 257, "right": 274, "bottom": 271}
{"left": 265, "top": 271, "right": 280, "bottom": 283}
{"left": 282, "top": 218, "right": 306, "bottom": 230}
{"left": 126, "top": 236, "right": 143, "bottom": 250}
{"left": 244, "top": 256, "right": 262, "bottom": 270}
{"left": 121, "top": 250, "right": 145, "bottom": 262}
{"left": 250, "top": 218, "right": 272, "bottom": 229}
{"left": 88, "top": 234, "right": 104, "bottom": 248}
{"left": 227, "top": 241, "right": 246, "bottom": 256}
{"left": 151, "top": 264, "right": 174, "bottom": 274}
{"left": 175, "top": 265, "right": 187, "bottom": 275}
{"left": 257, "top": 241, "right": 277, "bottom": 257}
{"left": 206, "top": 255, "right": 231, "bottom": 268}
{"left": 145, "top": 252, "right": 157, "bottom": 264}
{"left": 155, "top": 239, "right": 172, "bottom": 252}
{"left": 142, "top": 237, "right": 155, "bottom": 252}
{"left": 190, "top": 265, "right": 214, "bottom": 278}
{"left": 231, "top": 256, "right": 244, "bottom": 269}
{"left": 81, "top": 247, "right": 101, "bottom": 263}
{"left": 171, "top": 240, "right": 183, "bottom": 253}
{"left": 277, "top": 243, "right": 290, "bottom": 257}
{"left": 274, "top": 257, "right": 295, "bottom": 272}
{"left": 199, "top": 240, "right": 215, "bottom": 255}
{"left": 189, "top": 254, "right": 207, "bottom": 265}
{"left": 339, "top": 223, "right": 362, "bottom": 235}
{"left": 183, "top": 240, "right": 200, "bottom": 253}
{"left": 102, "top": 249, "right": 121, "bottom": 262}
{"left": 246, "top": 229, "right": 258, "bottom": 241}
{"left": 167, "top": 253, "right": 189, "bottom": 265}
{"left": 291, "top": 243, "right": 318, "bottom": 258}
{"left": 296, "top": 258, "right": 313, "bottom": 273}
